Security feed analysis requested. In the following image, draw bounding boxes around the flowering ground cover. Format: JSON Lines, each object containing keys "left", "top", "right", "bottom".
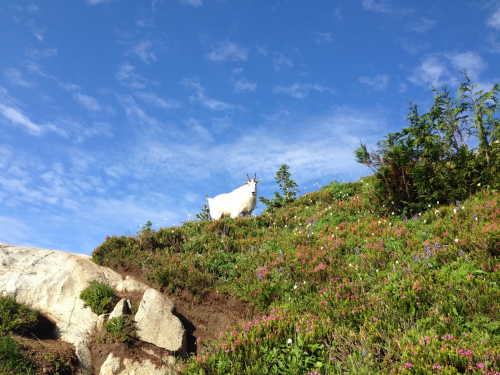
{"left": 92, "top": 179, "right": 500, "bottom": 374}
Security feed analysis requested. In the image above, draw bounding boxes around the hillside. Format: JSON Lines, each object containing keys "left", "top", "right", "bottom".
{"left": 91, "top": 179, "right": 500, "bottom": 374}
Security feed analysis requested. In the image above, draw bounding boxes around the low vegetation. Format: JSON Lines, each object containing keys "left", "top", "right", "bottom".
{"left": 0, "top": 294, "right": 74, "bottom": 375}
{"left": 79, "top": 280, "right": 118, "bottom": 315}
{"left": 91, "top": 75, "right": 500, "bottom": 374}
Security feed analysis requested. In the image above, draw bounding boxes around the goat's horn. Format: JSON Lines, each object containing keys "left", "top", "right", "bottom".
{"left": 247, "top": 174, "right": 252, "bottom": 182}
{"left": 254, "top": 173, "right": 256, "bottom": 181}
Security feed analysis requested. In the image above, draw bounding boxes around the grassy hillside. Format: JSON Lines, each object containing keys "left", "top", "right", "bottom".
{"left": 92, "top": 179, "right": 500, "bottom": 374}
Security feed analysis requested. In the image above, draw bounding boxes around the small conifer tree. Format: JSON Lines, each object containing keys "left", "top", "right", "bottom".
{"left": 259, "top": 164, "right": 299, "bottom": 212}
{"left": 196, "top": 195, "right": 212, "bottom": 221}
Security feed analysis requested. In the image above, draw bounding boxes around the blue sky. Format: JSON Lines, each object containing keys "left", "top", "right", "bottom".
{"left": 1, "top": 0, "right": 499, "bottom": 255}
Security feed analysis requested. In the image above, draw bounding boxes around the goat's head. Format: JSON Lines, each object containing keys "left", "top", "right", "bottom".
{"left": 244, "top": 173, "right": 260, "bottom": 196}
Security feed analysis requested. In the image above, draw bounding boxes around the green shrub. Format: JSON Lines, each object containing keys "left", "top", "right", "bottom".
{"left": 0, "top": 335, "right": 34, "bottom": 374}
{"left": 79, "top": 280, "right": 117, "bottom": 315}
{"left": 99, "top": 315, "right": 137, "bottom": 343}
{"left": 355, "top": 73, "right": 500, "bottom": 216}
{"left": 0, "top": 294, "right": 39, "bottom": 335}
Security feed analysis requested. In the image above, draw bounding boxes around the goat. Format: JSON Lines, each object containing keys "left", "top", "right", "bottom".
{"left": 207, "top": 174, "right": 260, "bottom": 220}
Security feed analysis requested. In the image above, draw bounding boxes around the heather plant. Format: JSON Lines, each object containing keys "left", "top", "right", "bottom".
{"left": 79, "top": 280, "right": 117, "bottom": 315}
{"left": 91, "top": 183, "right": 500, "bottom": 373}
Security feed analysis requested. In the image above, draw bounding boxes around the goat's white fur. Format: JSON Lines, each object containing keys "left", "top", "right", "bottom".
{"left": 208, "top": 174, "right": 260, "bottom": 220}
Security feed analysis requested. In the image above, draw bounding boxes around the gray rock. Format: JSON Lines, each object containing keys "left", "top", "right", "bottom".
{"left": 135, "top": 288, "right": 186, "bottom": 356}
{"left": 99, "top": 352, "right": 174, "bottom": 375}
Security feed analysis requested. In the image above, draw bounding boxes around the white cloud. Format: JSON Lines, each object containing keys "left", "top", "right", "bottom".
{"left": 4, "top": 68, "right": 32, "bottom": 88}
{"left": 0, "top": 103, "right": 44, "bottom": 135}
{"left": 273, "top": 83, "right": 335, "bottom": 99}
{"left": 446, "top": 51, "right": 486, "bottom": 80}
{"left": 135, "top": 92, "right": 181, "bottom": 109}
{"left": 273, "top": 53, "right": 293, "bottom": 71}
{"left": 234, "top": 79, "right": 257, "bottom": 92}
{"left": 86, "top": 0, "right": 111, "bottom": 4}
{"left": 129, "top": 41, "right": 157, "bottom": 65}
{"left": 362, "top": 0, "right": 391, "bottom": 13}
{"left": 408, "top": 52, "right": 486, "bottom": 88}
{"left": 486, "top": 33, "right": 500, "bottom": 53}
{"left": 206, "top": 41, "right": 248, "bottom": 62}
{"left": 182, "top": 78, "right": 236, "bottom": 110}
{"left": 26, "top": 19, "right": 45, "bottom": 41}
{"left": 180, "top": 0, "right": 203, "bottom": 8}
{"left": 117, "top": 95, "right": 161, "bottom": 129}
{"left": 312, "top": 32, "right": 333, "bottom": 44}
{"left": 25, "top": 48, "right": 58, "bottom": 59}
{"left": 408, "top": 55, "right": 451, "bottom": 87}
{"left": 487, "top": 8, "right": 500, "bottom": 29}
{"left": 116, "top": 61, "right": 147, "bottom": 89}
{"left": 410, "top": 18, "right": 436, "bottom": 33}
{"left": 73, "top": 93, "right": 115, "bottom": 114}
{"left": 211, "top": 116, "right": 232, "bottom": 133}
{"left": 184, "top": 117, "right": 213, "bottom": 141}
{"left": 358, "top": 74, "right": 389, "bottom": 90}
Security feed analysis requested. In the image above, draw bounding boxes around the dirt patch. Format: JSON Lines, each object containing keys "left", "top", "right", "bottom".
{"left": 112, "top": 264, "right": 261, "bottom": 353}
{"left": 89, "top": 336, "right": 167, "bottom": 375}
{"left": 6, "top": 314, "right": 79, "bottom": 374}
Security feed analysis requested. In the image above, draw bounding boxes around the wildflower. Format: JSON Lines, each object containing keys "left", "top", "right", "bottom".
{"left": 287, "top": 338, "right": 292, "bottom": 344}
{"left": 458, "top": 250, "right": 463, "bottom": 257}
{"left": 428, "top": 204, "right": 431, "bottom": 207}
{"left": 373, "top": 317, "right": 379, "bottom": 322}
{"left": 477, "top": 183, "right": 481, "bottom": 187}
{"left": 258, "top": 273, "right": 263, "bottom": 280}
{"left": 294, "top": 283, "right": 297, "bottom": 290}
{"left": 454, "top": 238, "right": 458, "bottom": 242}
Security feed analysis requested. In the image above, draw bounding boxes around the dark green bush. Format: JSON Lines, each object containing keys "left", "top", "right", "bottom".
{"left": 355, "top": 73, "right": 500, "bottom": 216}
{"left": 79, "top": 280, "right": 117, "bottom": 315}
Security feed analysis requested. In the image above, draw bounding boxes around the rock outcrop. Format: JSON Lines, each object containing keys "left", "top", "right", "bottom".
{"left": 0, "top": 242, "right": 186, "bottom": 375}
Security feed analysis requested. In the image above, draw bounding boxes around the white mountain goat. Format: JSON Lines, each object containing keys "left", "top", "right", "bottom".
{"left": 208, "top": 174, "right": 260, "bottom": 220}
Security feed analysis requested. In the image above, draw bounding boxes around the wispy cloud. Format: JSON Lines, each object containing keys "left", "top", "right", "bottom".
{"left": 362, "top": 0, "right": 391, "bottom": 13}
{"left": 485, "top": 33, "right": 500, "bottom": 53}
{"left": 117, "top": 95, "right": 161, "bottom": 129}
{"left": 25, "top": 48, "right": 58, "bottom": 59}
{"left": 312, "top": 32, "right": 333, "bottom": 44}
{"left": 180, "top": 0, "right": 203, "bottom": 8}
{"left": 128, "top": 41, "right": 157, "bottom": 65}
{"left": 410, "top": 18, "right": 436, "bottom": 33}
{"left": 73, "top": 93, "right": 115, "bottom": 114}
{"left": 116, "top": 61, "right": 147, "bottom": 89}
{"left": 25, "top": 19, "right": 45, "bottom": 41}
{"left": 234, "top": 79, "right": 257, "bottom": 93}
{"left": 183, "top": 117, "right": 213, "bottom": 141}
{"left": 135, "top": 92, "right": 182, "bottom": 109}
{"left": 446, "top": 51, "right": 486, "bottom": 80}
{"left": 408, "top": 52, "right": 486, "bottom": 87}
{"left": 206, "top": 40, "right": 248, "bottom": 62}
{"left": 408, "top": 51, "right": 486, "bottom": 87}
{"left": 182, "top": 78, "right": 236, "bottom": 110}
{"left": 358, "top": 74, "right": 389, "bottom": 90}
{"left": 401, "top": 40, "right": 431, "bottom": 55}
{"left": 0, "top": 104, "right": 44, "bottom": 135}
{"left": 273, "top": 53, "right": 293, "bottom": 71}
{"left": 486, "top": 7, "right": 500, "bottom": 29}
{"left": 4, "top": 68, "right": 32, "bottom": 88}
{"left": 85, "top": 0, "right": 111, "bottom": 5}
{"left": 273, "top": 83, "right": 335, "bottom": 99}
{"left": 408, "top": 55, "right": 451, "bottom": 87}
